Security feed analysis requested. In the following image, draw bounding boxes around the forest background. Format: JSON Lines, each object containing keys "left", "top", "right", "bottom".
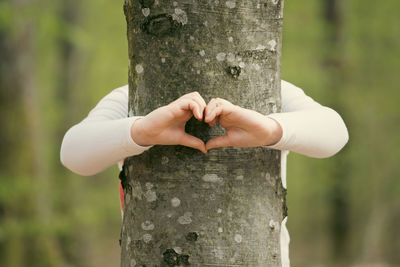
{"left": 0, "top": 0, "right": 399, "bottom": 266}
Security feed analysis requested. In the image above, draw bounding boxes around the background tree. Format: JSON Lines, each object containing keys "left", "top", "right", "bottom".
{"left": 0, "top": 1, "right": 53, "bottom": 266}
{"left": 120, "top": 0, "right": 286, "bottom": 265}
{"left": 322, "top": 0, "right": 350, "bottom": 261}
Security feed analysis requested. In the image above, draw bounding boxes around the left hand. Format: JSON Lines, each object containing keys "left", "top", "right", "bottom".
{"left": 204, "top": 98, "right": 283, "bottom": 151}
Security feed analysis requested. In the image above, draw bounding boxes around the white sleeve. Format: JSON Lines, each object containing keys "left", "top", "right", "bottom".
{"left": 266, "top": 80, "right": 349, "bottom": 158}
{"left": 60, "top": 85, "right": 152, "bottom": 176}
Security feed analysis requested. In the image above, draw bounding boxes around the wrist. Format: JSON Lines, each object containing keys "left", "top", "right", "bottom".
{"left": 130, "top": 117, "right": 153, "bottom": 146}
{"left": 263, "top": 117, "right": 283, "bottom": 146}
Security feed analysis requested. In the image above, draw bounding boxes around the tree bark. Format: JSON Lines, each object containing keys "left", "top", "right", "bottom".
{"left": 121, "top": 0, "right": 285, "bottom": 265}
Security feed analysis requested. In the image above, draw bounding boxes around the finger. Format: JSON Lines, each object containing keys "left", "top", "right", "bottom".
{"left": 183, "top": 91, "right": 206, "bottom": 105}
{"left": 189, "top": 95, "right": 206, "bottom": 120}
{"left": 182, "top": 92, "right": 206, "bottom": 119}
{"left": 206, "top": 105, "right": 223, "bottom": 124}
{"left": 190, "top": 91, "right": 207, "bottom": 109}
{"left": 179, "top": 99, "right": 202, "bottom": 120}
{"left": 205, "top": 98, "right": 221, "bottom": 122}
{"left": 205, "top": 135, "right": 231, "bottom": 150}
{"left": 180, "top": 133, "right": 206, "bottom": 153}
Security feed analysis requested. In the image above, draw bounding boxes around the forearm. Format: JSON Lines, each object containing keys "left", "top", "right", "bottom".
{"left": 60, "top": 117, "right": 151, "bottom": 176}
{"left": 266, "top": 107, "right": 349, "bottom": 158}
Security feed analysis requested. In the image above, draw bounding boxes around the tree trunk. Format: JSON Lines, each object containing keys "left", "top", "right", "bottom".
{"left": 121, "top": 0, "right": 286, "bottom": 265}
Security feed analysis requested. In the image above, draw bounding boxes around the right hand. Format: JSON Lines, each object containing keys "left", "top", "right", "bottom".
{"left": 130, "top": 92, "right": 207, "bottom": 153}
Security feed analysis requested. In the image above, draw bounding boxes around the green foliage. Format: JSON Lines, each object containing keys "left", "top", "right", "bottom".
{"left": 0, "top": 0, "right": 399, "bottom": 266}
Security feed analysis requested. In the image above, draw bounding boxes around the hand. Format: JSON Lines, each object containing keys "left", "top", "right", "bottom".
{"left": 204, "top": 98, "right": 283, "bottom": 150}
{"left": 130, "top": 92, "right": 207, "bottom": 153}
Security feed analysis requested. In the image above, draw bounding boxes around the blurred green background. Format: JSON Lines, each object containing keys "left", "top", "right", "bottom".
{"left": 0, "top": 0, "right": 399, "bottom": 266}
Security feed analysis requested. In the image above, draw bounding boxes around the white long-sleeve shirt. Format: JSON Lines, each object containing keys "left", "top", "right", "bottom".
{"left": 60, "top": 80, "right": 349, "bottom": 266}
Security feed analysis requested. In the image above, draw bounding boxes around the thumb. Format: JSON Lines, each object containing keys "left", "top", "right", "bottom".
{"left": 205, "top": 135, "right": 231, "bottom": 150}
{"left": 179, "top": 133, "right": 206, "bottom": 153}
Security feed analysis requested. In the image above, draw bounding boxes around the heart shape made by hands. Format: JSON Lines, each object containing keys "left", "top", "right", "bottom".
{"left": 131, "top": 92, "right": 282, "bottom": 153}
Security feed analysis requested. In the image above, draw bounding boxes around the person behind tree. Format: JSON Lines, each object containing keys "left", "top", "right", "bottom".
{"left": 60, "top": 80, "right": 349, "bottom": 266}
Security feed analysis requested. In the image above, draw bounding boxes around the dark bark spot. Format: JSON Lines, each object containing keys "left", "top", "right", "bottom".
{"left": 178, "top": 254, "right": 190, "bottom": 265}
{"left": 141, "top": 14, "right": 181, "bottom": 37}
{"left": 282, "top": 188, "right": 288, "bottom": 217}
{"left": 163, "top": 249, "right": 177, "bottom": 265}
{"left": 162, "top": 249, "right": 190, "bottom": 266}
{"left": 283, "top": 202, "right": 288, "bottom": 217}
{"left": 119, "top": 227, "right": 123, "bottom": 247}
{"left": 226, "top": 66, "right": 241, "bottom": 78}
{"left": 119, "top": 162, "right": 129, "bottom": 190}
{"left": 139, "top": 0, "right": 155, "bottom": 8}
{"left": 185, "top": 232, "right": 199, "bottom": 242}
{"left": 123, "top": 2, "right": 129, "bottom": 18}
{"left": 277, "top": 0, "right": 282, "bottom": 10}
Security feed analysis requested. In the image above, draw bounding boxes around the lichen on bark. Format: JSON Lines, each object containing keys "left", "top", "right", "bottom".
{"left": 122, "top": 0, "right": 285, "bottom": 266}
